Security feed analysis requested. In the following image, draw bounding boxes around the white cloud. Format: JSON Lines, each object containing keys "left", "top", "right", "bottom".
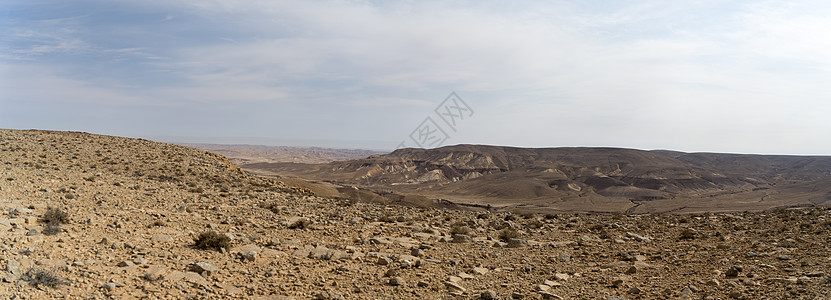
{"left": 2, "top": 0, "right": 831, "bottom": 153}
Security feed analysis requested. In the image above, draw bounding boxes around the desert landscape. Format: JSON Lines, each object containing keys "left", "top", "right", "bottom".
{"left": 1, "top": 129, "right": 830, "bottom": 299}
{"left": 237, "top": 145, "right": 831, "bottom": 215}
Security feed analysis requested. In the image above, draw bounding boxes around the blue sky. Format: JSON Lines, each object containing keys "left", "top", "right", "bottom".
{"left": 1, "top": 1, "right": 830, "bottom": 154}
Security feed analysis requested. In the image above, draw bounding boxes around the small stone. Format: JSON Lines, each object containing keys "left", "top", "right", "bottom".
{"left": 242, "top": 250, "right": 258, "bottom": 262}
{"left": 102, "top": 282, "right": 117, "bottom": 291}
{"left": 507, "top": 238, "right": 528, "bottom": 248}
{"left": 540, "top": 292, "right": 564, "bottom": 300}
{"left": 144, "top": 267, "right": 166, "bottom": 281}
{"left": 554, "top": 273, "right": 571, "bottom": 281}
{"left": 458, "top": 272, "right": 475, "bottom": 280}
{"left": 472, "top": 267, "right": 489, "bottom": 275}
{"left": 625, "top": 266, "right": 637, "bottom": 274}
{"left": 726, "top": 265, "right": 742, "bottom": 277}
{"left": 511, "top": 291, "right": 525, "bottom": 299}
{"left": 133, "top": 258, "right": 148, "bottom": 265}
{"left": 625, "top": 232, "right": 650, "bottom": 242}
{"left": 417, "top": 280, "right": 429, "bottom": 287}
{"left": 377, "top": 257, "right": 393, "bottom": 266}
{"left": 27, "top": 229, "right": 40, "bottom": 236}
{"left": 557, "top": 252, "right": 571, "bottom": 262}
{"left": 480, "top": 290, "right": 498, "bottom": 299}
{"left": 389, "top": 276, "right": 405, "bottom": 286}
{"left": 445, "top": 281, "right": 467, "bottom": 293}
{"left": 706, "top": 279, "right": 720, "bottom": 286}
{"left": 117, "top": 261, "right": 134, "bottom": 267}
{"left": 150, "top": 234, "right": 173, "bottom": 243}
{"left": 543, "top": 280, "right": 560, "bottom": 287}
{"left": 308, "top": 247, "right": 332, "bottom": 260}
{"left": 728, "top": 291, "right": 743, "bottom": 299}
{"left": 611, "top": 278, "right": 624, "bottom": 287}
{"left": 190, "top": 262, "right": 218, "bottom": 276}
{"left": 10, "top": 207, "right": 32, "bottom": 215}
{"left": 384, "top": 268, "right": 400, "bottom": 277}
{"left": 537, "top": 284, "right": 551, "bottom": 292}
{"left": 285, "top": 216, "right": 311, "bottom": 229}
{"left": 806, "top": 271, "right": 826, "bottom": 277}
{"left": 411, "top": 248, "right": 423, "bottom": 257}
{"left": 452, "top": 234, "right": 472, "bottom": 243}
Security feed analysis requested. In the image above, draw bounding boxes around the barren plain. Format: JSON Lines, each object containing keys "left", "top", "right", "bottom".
{"left": 1, "top": 129, "right": 830, "bottom": 299}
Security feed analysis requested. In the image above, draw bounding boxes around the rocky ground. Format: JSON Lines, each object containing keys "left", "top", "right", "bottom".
{"left": 1, "top": 129, "right": 829, "bottom": 299}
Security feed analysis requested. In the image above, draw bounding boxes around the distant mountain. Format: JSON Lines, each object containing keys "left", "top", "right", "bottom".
{"left": 241, "top": 145, "right": 831, "bottom": 213}
{"left": 184, "top": 144, "right": 384, "bottom": 164}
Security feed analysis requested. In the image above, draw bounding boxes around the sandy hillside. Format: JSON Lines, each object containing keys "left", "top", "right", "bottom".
{"left": 0, "top": 129, "right": 829, "bottom": 299}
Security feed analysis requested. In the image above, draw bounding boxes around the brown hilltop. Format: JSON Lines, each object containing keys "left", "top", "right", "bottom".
{"left": 244, "top": 144, "right": 831, "bottom": 214}
{"left": 1, "top": 129, "right": 830, "bottom": 299}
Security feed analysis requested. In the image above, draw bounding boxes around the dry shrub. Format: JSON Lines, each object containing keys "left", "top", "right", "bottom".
{"left": 679, "top": 228, "right": 696, "bottom": 240}
{"left": 40, "top": 207, "right": 69, "bottom": 225}
{"left": 194, "top": 231, "right": 231, "bottom": 251}
{"left": 23, "top": 267, "right": 69, "bottom": 288}
{"left": 498, "top": 228, "right": 519, "bottom": 242}
{"left": 450, "top": 224, "right": 472, "bottom": 235}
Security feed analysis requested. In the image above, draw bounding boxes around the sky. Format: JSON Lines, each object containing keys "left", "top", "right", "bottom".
{"left": 1, "top": 1, "right": 830, "bottom": 154}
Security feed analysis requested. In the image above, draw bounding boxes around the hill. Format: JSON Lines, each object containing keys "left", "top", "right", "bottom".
{"left": 242, "top": 145, "right": 831, "bottom": 213}
{"left": 1, "top": 129, "right": 829, "bottom": 299}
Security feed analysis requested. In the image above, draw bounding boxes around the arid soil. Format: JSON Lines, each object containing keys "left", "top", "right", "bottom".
{"left": 1, "top": 129, "right": 830, "bottom": 299}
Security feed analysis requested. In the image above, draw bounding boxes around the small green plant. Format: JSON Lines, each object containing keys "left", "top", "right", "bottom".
{"left": 194, "top": 231, "right": 231, "bottom": 251}
{"left": 498, "top": 228, "right": 519, "bottom": 242}
{"left": 22, "top": 267, "right": 69, "bottom": 288}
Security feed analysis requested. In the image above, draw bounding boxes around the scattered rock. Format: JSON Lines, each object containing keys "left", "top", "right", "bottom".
{"left": 445, "top": 281, "right": 466, "bottom": 293}
{"left": 117, "top": 261, "right": 134, "bottom": 267}
{"left": 241, "top": 250, "right": 258, "bottom": 262}
{"left": 389, "top": 276, "right": 405, "bottom": 286}
{"left": 102, "top": 282, "right": 117, "bottom": 291}
{"left": 472, "top": 267, "right": 489, "bottom": 275}
{"left": 452, "top": 234, "right": 472, "bottom": 243}
{"left": 480, "top": 290, "right": 498, "bottom": 300}
{"left": 625, "top": 232, "right": 650, "bottom": 242}
{"left": 190, "top": 262, "right": 218, "bottom": 276}
{"left": 726, "top": 265, "right": 742, "bottom": 277}
{"left": 554, "top": 273, "right": 571, "bottom": 281}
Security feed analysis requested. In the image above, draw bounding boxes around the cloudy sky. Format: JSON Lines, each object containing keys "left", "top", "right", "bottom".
{"left": 1, "top": 1, "right": 830, "bottom": 154}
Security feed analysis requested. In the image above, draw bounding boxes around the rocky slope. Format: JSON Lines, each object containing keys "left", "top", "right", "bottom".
{"left": 1, "top": 129, "right": 830, "bottom": 299}
{"left": 244, "top": 145, "right": 831, "bottom": 213}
